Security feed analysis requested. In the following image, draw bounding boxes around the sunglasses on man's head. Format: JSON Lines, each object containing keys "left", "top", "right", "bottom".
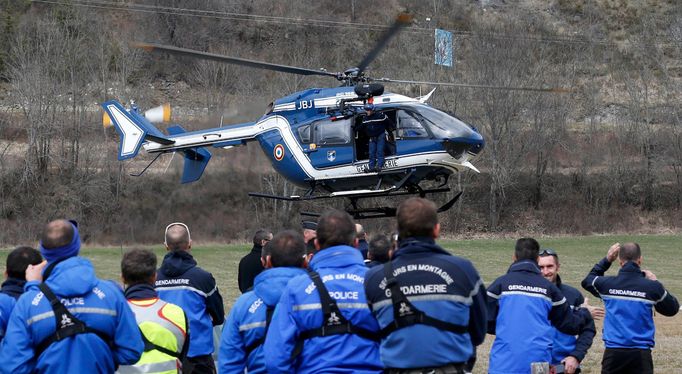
{"left": 164, "top": 222, "right": 191, "bottom": 246}
{"left": 539, "top": 248, "right": 557, "bottom": 257}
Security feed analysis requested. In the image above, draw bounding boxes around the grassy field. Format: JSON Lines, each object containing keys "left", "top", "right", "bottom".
{"left": 1, "top": 234, "right": 681, "bottom": 373}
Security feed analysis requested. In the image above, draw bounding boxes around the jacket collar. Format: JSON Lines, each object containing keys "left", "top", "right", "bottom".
{"left": 619, "top": 261, "right": 644, "bottom": 276}
{"left": 250, "top": 245, "right": 263, "bottom": 254}
{"left": 124, "top": 283, "right": 158, "bottom": 300}
{"left": 0, "top": 277, "right": 26, "bottom": 299}
{"left": 254, "top": 267, "right": 307, "bottom": 305}
{"left": 310, "top": 245, "right": 364, "bottom": 270}
{"left": 508, "top": 259, "right": 542, "bottom": 274}
{"left": 159, "top": 250, "right": 197, "bottom": 277}
{"left": 555, "top": 274, "right": 563, "bottom": 287}
{"left": 394, "top": 237, "right": 450, "bottom": 258}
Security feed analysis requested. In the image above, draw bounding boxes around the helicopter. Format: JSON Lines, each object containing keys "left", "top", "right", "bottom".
{"left": 101, "top": 13, "right": 560, "bottom": 219}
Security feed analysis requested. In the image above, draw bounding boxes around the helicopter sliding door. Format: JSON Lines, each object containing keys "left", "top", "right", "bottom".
{"left": 353, "top": 110, "right": 397, "bottom": 163}
{"left": 306, "top": 117, "right": 354, "bottom": 168}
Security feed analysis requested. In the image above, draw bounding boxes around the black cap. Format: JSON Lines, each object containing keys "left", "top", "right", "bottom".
{"left": 301, "top": 221, "right": 317, "bottom": 230}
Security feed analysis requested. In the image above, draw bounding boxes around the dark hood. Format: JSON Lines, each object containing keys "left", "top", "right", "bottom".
{"left": 0, "top": 277, "right": 26, "bottom": 299}
{"left": 159, "top": 250, "right": 197, "bottom": 277}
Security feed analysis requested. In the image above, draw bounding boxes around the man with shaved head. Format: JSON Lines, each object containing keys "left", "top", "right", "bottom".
{"left": 156, "top": 222, "right": 224, "bottom": 374}
{"left": 582, "top": 242, "right": 680, "bottom": 374}
{"left": 0, "top": 219, "right": 143, "bottom": 373}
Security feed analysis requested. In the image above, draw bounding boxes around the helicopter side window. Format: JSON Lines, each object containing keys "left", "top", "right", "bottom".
{"left": 314, "top": 118, "right": 351, "bottom": 145}
{"left": 297, "top": 125, "right": 311, "bottom": 143}
{"left": 396, "top": 110, "right": 429, "bottom": 138}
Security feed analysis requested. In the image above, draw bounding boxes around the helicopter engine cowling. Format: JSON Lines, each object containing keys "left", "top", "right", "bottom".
{"left": 354, "top": 83, "right": 384, "bottom": 98}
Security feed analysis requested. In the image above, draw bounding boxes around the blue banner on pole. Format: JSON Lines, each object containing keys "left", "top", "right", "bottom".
{"left": 434, "top": 29, "right": 453, "bottom": 67}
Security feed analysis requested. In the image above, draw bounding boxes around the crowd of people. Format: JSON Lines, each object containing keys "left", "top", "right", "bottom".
{"left": 0, "top": 197, "right": 679, "bottom": 374}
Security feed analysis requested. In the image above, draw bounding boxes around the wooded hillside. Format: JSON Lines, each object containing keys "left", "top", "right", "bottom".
{"left": 0, "top": 0, "right": 681, "bottom": 245}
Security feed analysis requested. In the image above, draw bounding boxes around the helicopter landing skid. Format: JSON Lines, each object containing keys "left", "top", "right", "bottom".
{"left": 299, "top": 190, "right": 462, "bottom": 220}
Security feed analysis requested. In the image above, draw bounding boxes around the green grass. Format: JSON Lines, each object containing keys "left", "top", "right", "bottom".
{"left": 1, "top": 234, "right": 680, "bottom": 373}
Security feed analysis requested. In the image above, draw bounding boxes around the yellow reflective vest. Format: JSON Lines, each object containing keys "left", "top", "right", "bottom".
{"left": 118, "top": 298, "right": 188, "bottom": 374}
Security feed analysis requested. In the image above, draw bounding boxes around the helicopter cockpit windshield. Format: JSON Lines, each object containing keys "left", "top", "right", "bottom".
{"left": 399, "top": 104, "right": 478, "bottom": 140}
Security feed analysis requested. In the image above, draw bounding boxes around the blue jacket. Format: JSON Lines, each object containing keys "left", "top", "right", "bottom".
{"left": 0, "top": 256, "right": 143, "bottom": 374}
{"left": 0, "top": 294, "right": 14, "bottom": 341}
{"left": 360, "top": 112, "right": 390, "bottom": 137}
{"left": 364, "top": 237, "right": 487, "bottom": 369}
{"left": 581, "top": 258, "right": 679, "bottom": 349}
{"left": 550, "top": 276, "right": 595, "bottom": 364}
{"left": 0, "top": 277, "right": 24, "bottom": 340}
{"left": 264, "top": 245, "right": 382, "bottom": 373}
{"left": 219, "top": 266, "right": 306, "bottom": 374}
{"left": 487, "top": 260, "right": 592, "bottom": 374}
{"left": 156, "top": 250, "right": 225, "bottom": 358}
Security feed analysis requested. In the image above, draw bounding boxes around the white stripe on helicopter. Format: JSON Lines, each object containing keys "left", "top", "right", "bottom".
{"left": 273, "top": 92, "right": 422, "bottom": 112}
{"left": 142, "top": 114, "right": 477, "bottom": 180}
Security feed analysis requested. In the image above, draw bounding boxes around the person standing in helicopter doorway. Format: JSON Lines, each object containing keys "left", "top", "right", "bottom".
{"left": 359, "top": 103, "right": 392, "bottom": 172}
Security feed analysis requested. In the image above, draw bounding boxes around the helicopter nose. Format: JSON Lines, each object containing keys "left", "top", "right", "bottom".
{"left": 443, "top": 132, "right": 485, "bottom": 159}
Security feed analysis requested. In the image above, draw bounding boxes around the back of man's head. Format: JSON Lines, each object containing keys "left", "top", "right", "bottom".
{"left": 396, "top": 198, "right": 438, "bottom": 238}
{"left": 6, "top": 246, "right": 42, "bottom": 280}
{"left": 41, "top": 219, "right": 74, "bottom": 249}
{"left": 368, "top": 235, "right": 391, "bottom": 263}
{"left": 164, "top": 223, "right": 191, "bottom": 251}
{"left": 121, "top": 248, "right": 157, "bottom": 286}
{"left": 515, "top": 237, "right": 540, "bottom": 262}
{"left": 316, "top": 209, "right": 356, "bottom": 250}
{"left": 355, "top": 224, "right": 366, "bottom": 239}
{"left": 253, "top": 229, "right": 272, "bottom": 246}
{"left": 262, "top": 230, "right": 306, "bottom": 268}
{"left": 619, "top": 242, "right": 641, "bottom": 262}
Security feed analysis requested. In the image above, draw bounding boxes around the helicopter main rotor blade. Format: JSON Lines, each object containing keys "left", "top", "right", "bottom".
{"left": 356, "top": 12, "right": 413, "bottom": 77}
{"left": 133, "top": 42, "right": 339, "bottom": 78}
{"left": 374, "top": 78, "right": 572, "bottom": 93}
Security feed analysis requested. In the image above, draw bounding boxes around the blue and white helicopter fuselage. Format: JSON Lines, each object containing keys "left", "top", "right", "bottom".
{"left": 102, "top": 85, "right": 484, "bottom": 201}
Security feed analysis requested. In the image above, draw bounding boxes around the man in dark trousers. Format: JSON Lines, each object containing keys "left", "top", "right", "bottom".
{"left": 582, "top": 242, "right": 679, "bottom": 374}
{"left": 487, "top": 238, "right": 594, "bottom": 374}
{"left": 156, "top": 222, "right": 224, "bottom": 374}
{"left": 0, "top": 246, "right": 42, "bottom": 341}
{"left": 364, "top": 198, "right": 487, "bottom": 373}
{"left": 238, "top": 229, "right": 272, "bottom": 293}
{"left": 538, "top": 249, "right": 601, "bottom": 374}
{"left": 358, "top": 103, "right": 392, "bottom": 172}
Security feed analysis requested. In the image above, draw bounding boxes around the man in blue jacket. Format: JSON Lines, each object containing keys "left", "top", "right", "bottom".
{"left": 581, "top": 242, "right": 679, "bottom": 374}
{"left": 364, "top": 197, "right": 487, "bottom": 374}
{"left": 487, "top": 238, "right": 593, "bottom": 374}
{"left": 358, "top": 103, "right": 392, "bottom": 172}
{"left": 220, "top": 230, "right": 308, "bottom": 373}
{"left": 0, "top": 219, "right": 143, "bottom": 373}
{"left": 0, "top": 246, "right": 42, "bottom": 341}
{"left": 264, "top": 210, "right": 382, "bottom": 373}
{"left": 538, "top": 249, "right": 601, "bottom": 374}
{"left": 156, "top": 222, "right": 225, "bottom": 374}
